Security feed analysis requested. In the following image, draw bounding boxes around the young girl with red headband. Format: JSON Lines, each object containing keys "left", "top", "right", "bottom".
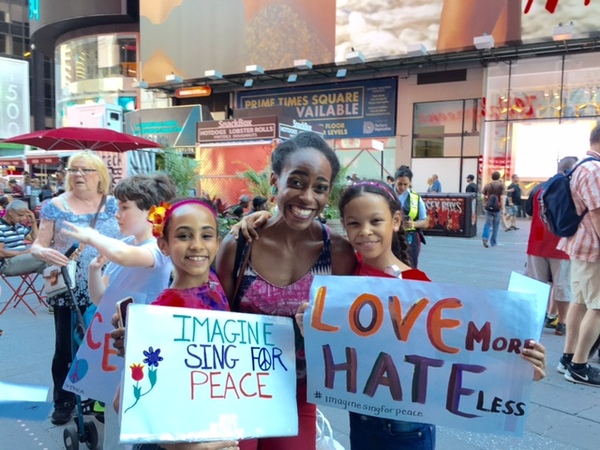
{"left": 114, "top": 198, "right": 239, "bottom": 450}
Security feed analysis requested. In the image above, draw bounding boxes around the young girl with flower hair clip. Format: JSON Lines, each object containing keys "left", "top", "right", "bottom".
{"left": 113, "top": 198, "right": 240, "bottom": 450}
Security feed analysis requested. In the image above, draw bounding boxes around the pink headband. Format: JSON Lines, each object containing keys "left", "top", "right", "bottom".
{"left": 166, "top": 199, "right": 217, "bottom": 222}
{"left": 353, "top": 181, "right": 398, "bottom": 203}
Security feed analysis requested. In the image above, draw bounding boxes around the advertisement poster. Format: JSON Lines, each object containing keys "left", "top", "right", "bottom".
{"left": 120, "top": 305, "right": 298, "bottom": 443}
{"left": 305, "top": 274, "right": 547, "bottom": 436}
{"left": 236, "top": 78, "right": 397, "bottom": 138}
{"left": 422, "top": 195, "right": 471, "bottom": 235}
{"left": 139, "top": 1, "right": 600, "bottom": 82}
{"left": 63, "top": 288, "right": 147, "bottom": 404}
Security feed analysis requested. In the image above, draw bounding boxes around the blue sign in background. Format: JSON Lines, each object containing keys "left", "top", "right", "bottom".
{"left": 237, "top": 78, "right": 397, "bottom": 139}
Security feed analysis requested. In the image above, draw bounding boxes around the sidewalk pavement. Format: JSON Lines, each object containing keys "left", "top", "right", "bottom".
{"left": 1, "top": 216, "right": 600, "bottom": 449}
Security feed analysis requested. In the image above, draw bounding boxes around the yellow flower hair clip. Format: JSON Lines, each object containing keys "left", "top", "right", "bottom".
{"left": 148, "top": 202, "right": 172, "bottom": 238}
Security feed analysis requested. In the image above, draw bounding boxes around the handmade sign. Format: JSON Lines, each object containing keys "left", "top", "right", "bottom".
{"left": 119, "top": 305, "right": 297, "bottom": 444}
{"left": 305, "top": 273, "right": 548, "bottom": 436}
{"left": 63, "top": 287, "right": 147, "bottom": 403}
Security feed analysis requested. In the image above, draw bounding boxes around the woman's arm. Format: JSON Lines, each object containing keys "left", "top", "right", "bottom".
{"left": 330, "top": 230, "right": 357, "bottom": 275}
{"left": 228, "top": 210, "right": 271, "bottom": 242}
{"left": 61, "top": 222, "right": 155, "bottom": 268}
{"left": 31, "top": 217, "right": 71, "bottom": 266}
{"left": 215, "top": 234, "right": 240, "bottom": 302}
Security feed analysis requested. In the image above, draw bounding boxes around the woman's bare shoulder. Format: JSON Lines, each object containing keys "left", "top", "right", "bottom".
{"left": 329, "top": 227, "right": 357, "bottom": 274}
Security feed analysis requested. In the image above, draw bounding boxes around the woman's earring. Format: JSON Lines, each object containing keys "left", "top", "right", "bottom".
{"left": 270, "top": 185, "right": 278, "bottom": 196}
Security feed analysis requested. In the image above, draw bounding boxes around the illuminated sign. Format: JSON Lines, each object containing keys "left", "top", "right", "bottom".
{"left": 29, "top": 0, "right": 40, "bottom": 21}
{"left": 0, "top": 57, "right": 30, "bottom": 139}
{"left": 175, "top": 86, "right": 212, "bottom": 98}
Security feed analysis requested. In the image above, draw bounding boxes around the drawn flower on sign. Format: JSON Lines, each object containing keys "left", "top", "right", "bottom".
{"left": 125, "top": 347, "right": 163, "bottom": 413}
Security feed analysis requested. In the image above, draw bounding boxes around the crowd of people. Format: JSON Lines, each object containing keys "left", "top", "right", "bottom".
{"left": 1, "top": 131, "right": 559, "bottom": 450}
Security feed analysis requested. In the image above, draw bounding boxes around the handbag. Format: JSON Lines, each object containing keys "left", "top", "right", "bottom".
{"left": 42, "top": 195, "right": 107, "bottom": 298}
{"left": 43, "top": 259, "right": 78, "bottom": 297}
{"left": 316, "top": 408, "right": 345, "bottom": 450}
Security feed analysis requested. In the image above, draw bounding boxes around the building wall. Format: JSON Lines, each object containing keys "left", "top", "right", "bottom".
{"left": 396, "top": 68, "right": 485, "bottom": 193}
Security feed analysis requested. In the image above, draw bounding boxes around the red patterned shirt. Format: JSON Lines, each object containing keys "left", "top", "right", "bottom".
{"left": 558, "top": 150, "right": 600, "bottom": 262}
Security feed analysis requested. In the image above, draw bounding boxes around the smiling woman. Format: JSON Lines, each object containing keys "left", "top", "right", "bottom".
{"left": 30, "top": 151, "right": 121, "bottom": 426}
{"left": 216, "top": 132, "right": 357, "bottom": 450}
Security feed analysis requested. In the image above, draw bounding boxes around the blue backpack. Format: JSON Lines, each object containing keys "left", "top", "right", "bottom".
{"left": 540, "top": 157, "right": 598, "bottom": 237}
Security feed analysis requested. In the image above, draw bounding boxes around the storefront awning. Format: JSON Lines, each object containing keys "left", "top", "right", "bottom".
{"left": 0, "top": 156, "right": 25, "bottom": 166}
{"left": 26, "top": 155, "right": 60, "bottom": 165}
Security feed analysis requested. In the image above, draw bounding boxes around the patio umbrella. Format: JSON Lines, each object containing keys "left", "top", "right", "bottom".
{"left": 1, "top": 127, "right": 162, "bottom": 152}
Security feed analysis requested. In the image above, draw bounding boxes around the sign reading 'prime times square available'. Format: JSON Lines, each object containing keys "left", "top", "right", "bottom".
{"left": 236, "top": 78, "right": 397, "bottom": 139}
{"left": 0, "top": 57, "right": 30, "bottom": 139}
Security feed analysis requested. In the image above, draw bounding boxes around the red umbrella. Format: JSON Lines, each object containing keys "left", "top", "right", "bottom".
{"left": 1, "top": 127, "right": 162, "bottom": 152}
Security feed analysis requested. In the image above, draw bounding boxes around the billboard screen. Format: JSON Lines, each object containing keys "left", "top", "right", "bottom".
{"left": 141, "top": 0, "right": 600, "bottom": 83}
{"left": 0, "top": 57, "right": 30, "bottom": 139}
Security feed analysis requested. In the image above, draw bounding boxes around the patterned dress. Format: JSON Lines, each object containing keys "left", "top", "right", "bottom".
{"left": 40, "top": 195, "right": 121, "bottom": 307}
{"left": 152, "top": 270, "right": 229, "bottom": 311}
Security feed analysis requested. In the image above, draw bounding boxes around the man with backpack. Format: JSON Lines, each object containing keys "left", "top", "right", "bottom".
{"left": 525, "top": 157, "right": 578, "bottom": 337}
{"left": 557, "top": 124, "right": 600, "bottom": 386}
{"left": 481, "top": 171, "right": 506, "bottom": 248}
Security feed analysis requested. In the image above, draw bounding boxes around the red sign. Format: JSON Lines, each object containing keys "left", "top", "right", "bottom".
{"left": 27, "top": 156, "right": 60, "bottom": 165}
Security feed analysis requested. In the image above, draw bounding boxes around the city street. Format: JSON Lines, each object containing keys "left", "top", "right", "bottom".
{"left": 1, "top": 216, "right": 599, "bottom": 449}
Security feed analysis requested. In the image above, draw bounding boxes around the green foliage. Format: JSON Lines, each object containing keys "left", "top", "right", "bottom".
{"left": 157, "top": 147, "right": 199, "bottom": 197}
{"left": 325, "top": 165, "right": 350, "bottom": 219}
{"left": 239, "top": 166, "right": 272, "bottom": 199}
{"left": 218, "top": 216, "right": 240, "bottom": 238}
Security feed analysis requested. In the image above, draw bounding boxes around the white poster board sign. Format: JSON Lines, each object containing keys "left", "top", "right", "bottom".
{"left": 305, "top": 274, "right": 548, "bottom": 436}
{"left": 63, "top": 288, "right": 147, "bottom": 403}
{"left": 120, "top": 305, "right": 298, "bottom": 444}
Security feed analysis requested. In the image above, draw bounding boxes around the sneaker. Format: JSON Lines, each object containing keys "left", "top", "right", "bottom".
{"left": 51, "top": 402, "right": 74, "bottom": 425}
{"left": 555, "top": 323, "right": 566, "bottom": 336}
{"left": 564, "top": 364, "right": 600, "bottom": 386}
{"left": 545, "top": 315, "right": 559, "bottom": 329}
{"left": 482, "top": 238, "right": 489, "bottom": 248}
{"left": 557, "top": 355, "right": 572, "bottom": 374}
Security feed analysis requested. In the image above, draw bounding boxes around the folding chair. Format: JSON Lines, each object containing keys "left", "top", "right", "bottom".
{"left": 0, "top": 272, "right": 47, "bottom": 315}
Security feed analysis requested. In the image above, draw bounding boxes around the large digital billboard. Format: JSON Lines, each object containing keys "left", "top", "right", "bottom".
{"left": 0, "top": 57, "right": 30, "bottom": 139}
{"left": 141, "top": 0, "right": 600, "bottom": 83}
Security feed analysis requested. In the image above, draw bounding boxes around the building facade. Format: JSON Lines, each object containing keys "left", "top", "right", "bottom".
{"left": 27, "top": 1, "right": 600, "bottom": 194}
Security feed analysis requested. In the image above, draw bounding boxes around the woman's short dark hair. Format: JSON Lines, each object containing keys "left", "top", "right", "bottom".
{"left": 394, "top": 165, "right": 413, "bottom": 181}
{"left": 271, "top": 132, "right": 340, "bottom": 181}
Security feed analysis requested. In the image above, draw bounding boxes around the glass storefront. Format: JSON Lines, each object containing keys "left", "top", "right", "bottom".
{"left": 55, "top": 33, "right": 138, "bottom": 126}
{"left": 411, "top": 99, "right": 482, "bottom": 192}
{"left": 483, "top": 53, "right": 600, "bottom": 195}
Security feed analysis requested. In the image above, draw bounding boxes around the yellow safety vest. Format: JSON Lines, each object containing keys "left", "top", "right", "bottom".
{"left": 405, "top": 191, "right": 420, "bottom": 232}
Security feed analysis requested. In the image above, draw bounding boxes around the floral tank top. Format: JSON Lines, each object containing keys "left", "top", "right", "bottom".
{"left": 235, "top": 223, "right": 333, "bottom": 380}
